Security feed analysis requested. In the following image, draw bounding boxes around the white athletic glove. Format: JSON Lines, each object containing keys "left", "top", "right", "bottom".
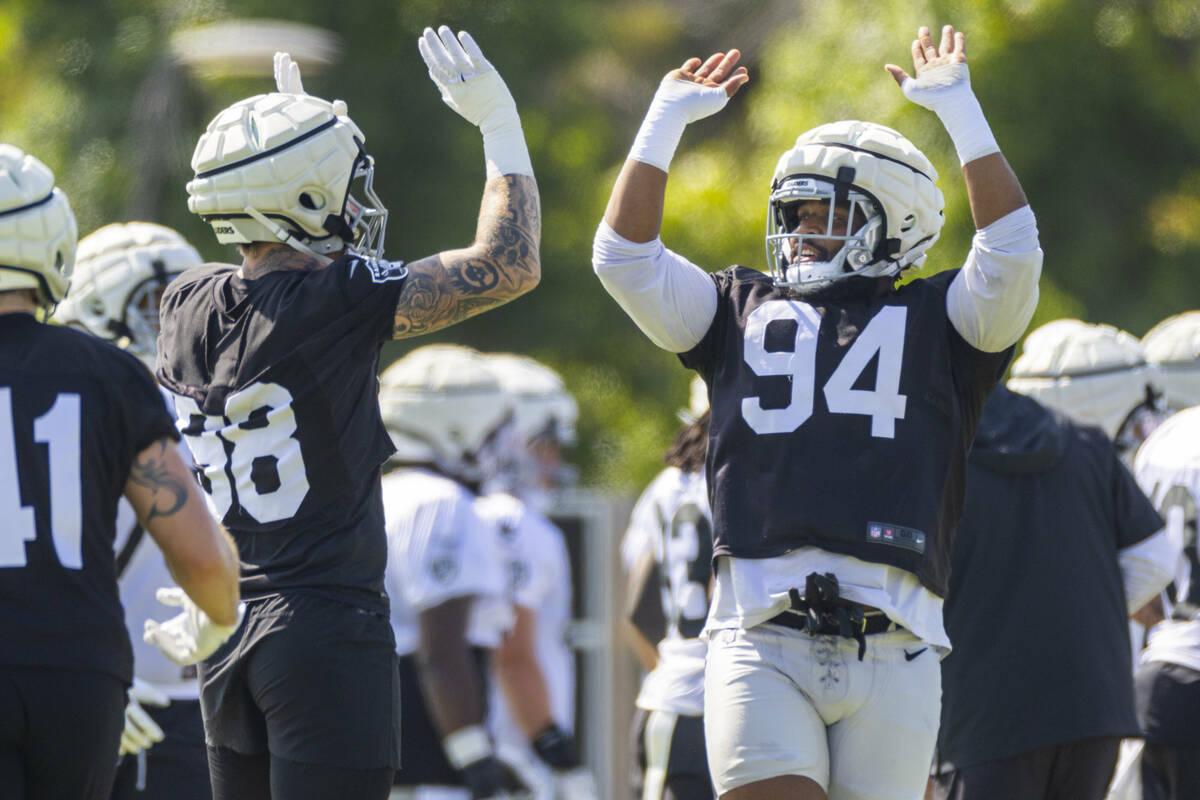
{"left": 628, "top": 76, "right": 732, "bottom": 172}
{"left": 143, "top": 587, "right": 244, "bottom": 667}
{"left": 118, "top": 678, "right": 169, "bottom": 756}
{"left": 896, "top": 62, "right": 998, "bottom": 165}
{"left": 273, "top": 51, "right": 306, "bottom": 95}
{"left": 418, "top": 25, "right": 532, "bottom": 180}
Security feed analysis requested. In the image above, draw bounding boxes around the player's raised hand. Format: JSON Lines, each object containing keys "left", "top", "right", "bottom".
{"left": 884, "top": 24, "right": 971, "bottom": 111}
{"left": 659, "top": 50, "right": 750, "bottom": 123}
{"left": 668, "top": 50, "right": 750, "bottom": 98}
{"left": 418, "top": 26, "right": 511, "bottom": 127}
{"left": 884, "top": 24, "right": 998, "bottom": 166}
{"left": 273, "top": 51, "right": 306, "bottom": 95}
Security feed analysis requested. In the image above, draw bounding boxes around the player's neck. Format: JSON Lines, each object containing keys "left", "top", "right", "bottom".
{"left": 239, "top": 246, "right": 330, "bottom": 279}
{"left": 0, "top": 290, "right": 38, "bottom": 316}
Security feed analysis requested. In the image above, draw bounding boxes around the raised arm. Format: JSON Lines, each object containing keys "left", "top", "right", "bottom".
{"left": 887, "top": 25, "right": 1042, "bottom": 352}
{"left": 393, "top": 27, "right": 540, "bottom": 339}
{"left": 592, "top": 52, "right": 748, "bottom": 353}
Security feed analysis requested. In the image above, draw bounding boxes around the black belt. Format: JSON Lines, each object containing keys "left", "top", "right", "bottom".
{"left": 766, "top": 573, "right": 902, "bottom": 660}
{"left": 767, "top": 608, "right": 898, "bottom": 636}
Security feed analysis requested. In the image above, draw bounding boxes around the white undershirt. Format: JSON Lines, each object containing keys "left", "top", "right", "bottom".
{"left": 593, "top": 206, "right": 1043, "bottom": 652}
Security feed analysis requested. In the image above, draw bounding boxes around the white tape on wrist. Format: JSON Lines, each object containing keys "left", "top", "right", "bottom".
{"left": 902, "top": 63, "right": 999, "bottom": 166}
{"left": 443, "top": 724, "right": 493, "bottom": 770}
{"left": 628, "top": 77, "right": 731, "bottom": 173}
{"left": 934, "top": 89, "right": 998, "bottom": 166}
{"left": 482, "top": 120, "right": 533, "bottom": 180}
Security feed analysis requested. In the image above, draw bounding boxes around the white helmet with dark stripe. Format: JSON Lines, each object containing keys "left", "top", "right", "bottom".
{"left": 378, "top": 345, "right": 513, "bottom": 484}
{"left": 0, "top": 144, "right": 77, "bottom": 311}
{"left": 187, "top": 85, "right": 386, "bottom": 261}
{"left": 1142, "top": 311, "right": 1200, "bottom": 410}
{"left": 766, "top": 120, "right": 944, "bottom": 291}
{"left": 1008, "top": 319, "right": 1161, "bottom": 440}
{"left": 53, "top": 222, "right": 202, "bottom": 369}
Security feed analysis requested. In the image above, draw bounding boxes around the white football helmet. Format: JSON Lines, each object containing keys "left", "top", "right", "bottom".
{"left": 378, "top": 345, "right": 513, "bottom": 484}
{"left": 186, "top": 82, "right": 386, "bottom": 261}
{"left": 486, "top": 353, "right": 579, "bottom": 493}
{"left": 766, "top": 120, "right": 945, "bottom": 291}
{"left": 1008, "top": 319, "right": 1162, "bottom": 440}
{"left": 53, "top": 222, "right": 202, "bottom": 369}
{"left": 0, "top": 144, "right": 77, "bottom": 311}
{"left": 1142, "top": 311, "right": 1200, "bottom": 410}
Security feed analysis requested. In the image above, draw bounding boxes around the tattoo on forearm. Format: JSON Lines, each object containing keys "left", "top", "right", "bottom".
{"left": 393, "top": 174, "right": 540, "bottom": 338}
{"left": 129, "top": 441, "right": 189, "bottom": 521}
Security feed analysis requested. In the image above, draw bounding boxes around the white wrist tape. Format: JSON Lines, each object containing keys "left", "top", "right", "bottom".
{"left": 900, "top": 63, "right": 998, "bottom": 166}
{"left": 628, "top": 77, "right": 731, "bottom": 172}
{"left": 443, "top": 724, "right": 493, "bottom": 770}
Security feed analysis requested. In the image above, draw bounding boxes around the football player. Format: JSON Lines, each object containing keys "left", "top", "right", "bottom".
{"left": 378, "top": 345, "right": 528, "bottom": 800}
{"left": 154, "top": 27, "right": 539, "bottom": 800}
{"left": 1132, "top": 312, "right": 1200, "bottom": 800}
{"left": 592, "top": 24, "right": 1043, "bottom": 800}
{"left": 54, "top": 221, "right": 217, "bottom": 800}
{"left": 622, "top": 376, "right": 714, "bottom": 800}
{"left": 0, "top": 147, "right": 239, "bottom": 798}
{"left": 933, "top": 320, "right": 1176, "bottom": 800}
{"left": 479, "top": 354, "right": 595, "bottom": 799}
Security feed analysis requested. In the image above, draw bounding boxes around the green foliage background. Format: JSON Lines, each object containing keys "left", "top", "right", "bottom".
{"left": 3, "top": 0, "right": 1198, "bottom": 490}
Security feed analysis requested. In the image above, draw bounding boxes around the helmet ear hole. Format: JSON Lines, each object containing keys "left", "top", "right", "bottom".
{"left": 298, "top": 191, "right": 326, "bottom": 211}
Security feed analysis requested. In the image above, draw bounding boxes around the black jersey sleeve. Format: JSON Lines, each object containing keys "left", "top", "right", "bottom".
{"left": 313, "top": 255, "right": 409, "bottom": 343}
{"left": 111, "top": 350, "right": 179, "bottom": 464}
{"left": 1108, "top": 441, "right": 1166, "bottom": 549}
{"left": 678, "top": 267, "right": 741, "bottom": 381}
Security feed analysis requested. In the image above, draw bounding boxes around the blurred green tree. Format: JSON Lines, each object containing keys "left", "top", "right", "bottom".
{"left": 2, "top": 0, "right": 1196, "bottom": 489}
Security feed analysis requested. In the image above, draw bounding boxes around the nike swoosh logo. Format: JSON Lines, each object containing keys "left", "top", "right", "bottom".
{"left": 904, "top": 648, "right": 927, "bottom": 662}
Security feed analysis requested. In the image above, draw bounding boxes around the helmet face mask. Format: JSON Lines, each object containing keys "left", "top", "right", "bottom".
{"left": 342, "top": 153, "right": 388, "bottom": 260}
{"left": 765, "top": 121, "right": 944, "bottom": 292}
{"left": 766, "top": 176, "right": 884, "bottom": 290}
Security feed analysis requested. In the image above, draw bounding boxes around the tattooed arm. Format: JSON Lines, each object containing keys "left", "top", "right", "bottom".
{"left": 393, "top": 174, "right": 540, "bottom": 338}
{"left": 124, "top": 437, "right": 240, "bottom": 626}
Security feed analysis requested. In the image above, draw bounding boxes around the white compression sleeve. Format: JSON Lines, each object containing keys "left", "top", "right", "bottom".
{"left": 592, "top": 220, "right": 718, "bottom": 353}
{"left": 947, "top": 205, "right": 1043, "bottom": 353}
{"left": 1120, "top": 527, "right": 1178, "bottom": 613}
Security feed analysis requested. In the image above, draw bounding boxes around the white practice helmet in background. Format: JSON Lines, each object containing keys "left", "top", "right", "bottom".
{"left": 378, "top": 344, "right": 513, "bottom": 484}
{"left": 486, "top": 353, "right": 578, "bottom": 447}
{"left": 187, "top": 62, "right": 386, "bottom": 261}
{"left": 0, "top": 144, "right": 77, "bottom": 312}
{"left": 486, "top": 353, "right": 578, "bottom": 494}
{"left": 1008, "top": 319, "right": 1161, "bottom": 440}
{"left": 54, "top": 222, "right": 202, "bottom": 369}
{"left": 1142, "top": 311, "right": 1200, "bottom": 410}
{"left": 678, "top": 374, "right": 709, "bottom": 424}
{"left": 766, "top": 120, "right": 944, "bottom": 291}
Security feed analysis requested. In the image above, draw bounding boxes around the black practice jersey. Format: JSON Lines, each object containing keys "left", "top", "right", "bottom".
{"left": 0, "top": 313, "right": 177, "bottom": 682}
{"left": 680, "top": 266, "right": 1012, "bottom": 597}
{"left": 156, "top": 254, "right": 407, "bottom": 611}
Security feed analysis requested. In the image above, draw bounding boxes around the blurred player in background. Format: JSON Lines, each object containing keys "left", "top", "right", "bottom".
{"left": 378, "top": 345, "right": 529, "bottom": 800}
{"left": 1132, "top": 312, "right": 1200, "bottom": 800}
{"left": 479, "top": 353, "right": 596, "bottom": 799}
{"left": 934, "top": 319, "right": 1174, "bottom": 800}
{"left": 155, "top": 25, "right": 539, "bottom": 799}
{"left": 0, "top": 146, "right": 239, "bottom": 798}
{"left": 54, "top": 221, "right": 216, "bottom": 800}
{"left": 594, "top": 22, "right": 1041, "bottom": 799}
{"left": 622, "top": 376, "right": 714, "bottom": 800}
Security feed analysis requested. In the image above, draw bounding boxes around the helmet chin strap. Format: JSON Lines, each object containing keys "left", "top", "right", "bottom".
{"left": 243, "top": 207, "right": 333, "bottom": 266}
